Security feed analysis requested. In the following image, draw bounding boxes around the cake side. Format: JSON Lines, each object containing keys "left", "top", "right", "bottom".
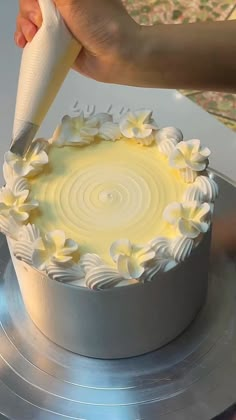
{"left": 8, "top": 229, "right": 210, "bottom": 358}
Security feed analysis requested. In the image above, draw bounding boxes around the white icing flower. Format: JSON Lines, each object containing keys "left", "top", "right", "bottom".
{"left": 155, "top": 127, "right": 183, "bottom": 157}
{"left": 119, "top": 110, "right": 158, "bottom": 145}
{"left": 32, "top": 230, "right": 79, "bottom": 271}
{"left": 184, "top": 175, "right": 219, "bottom": 202}
{"left": 0, "top": 180, "right": 38, "bottom": 223}
{"left": 169, "top": 139, "right": 211, "bottom": 172}
{"left": 110, "top": 239, "right": 155, "bottom": 279}
{"left": 163, "top": 201, "right": 211, "bottom": 239}
{"left": 5, "top": 139, "right": 49, "bottom": 178}
{"left": 51, "top": 113, "right": 99, "bottom": 147}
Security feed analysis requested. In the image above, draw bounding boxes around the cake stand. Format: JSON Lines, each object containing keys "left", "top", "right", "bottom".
{"left": 0, "top": 174, "right": 235, "bottom": 420}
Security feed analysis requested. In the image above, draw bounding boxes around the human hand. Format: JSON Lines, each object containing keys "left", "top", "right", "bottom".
{"left": 15, "top": 0, "right": 140, "bottom": 84}
{"left": 211, "top": 214, "right": 236, "bottom": 258}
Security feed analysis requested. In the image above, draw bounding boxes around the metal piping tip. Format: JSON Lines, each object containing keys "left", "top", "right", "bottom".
{"left": 10, "top": 122, "right": 39, "bottom": 157}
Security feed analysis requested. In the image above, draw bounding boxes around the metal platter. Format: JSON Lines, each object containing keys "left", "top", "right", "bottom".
{"left": 0, "top": 175, "right": 236, "bottom": 420}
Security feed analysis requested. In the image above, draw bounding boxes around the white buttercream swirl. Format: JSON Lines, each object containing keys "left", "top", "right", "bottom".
{"left": 98, "top": 121, "right": 121, "bottom": 141}
{"left": 169, "top": 236, "right": 194, "bottom": 262}
{"left": 119, "top": 110, "right": 158, "bottom": 145}
{"left": 5, "top": 139, "right": 49, "bottom": 178}
{"left": 163, "top": 201, "right": 211, "bottom": 239}
{"left": 0, "top": 215, "right": 21, "bottom": 240}
{"left": 32, "top": 230, "right": 79, "bottom": 271}
{"left": 0, "top": 179, "right": 38, "bottom": 223}
{"left": 110, "top": 238, "right": 155, "bottom": 279}
{"left": 85, "top": 265, "right": 125, "bottom": 290}
{"left": 184, "top": 175, "right": 219, "bottom": 202}
{"left": 155, "top": 127, "right": 183, "bottom": 157}
{"left": 79, "top": 253, "right": 104, "bottom": 272}
{"left": 47, "top": 261, "right": 84, "bottom": 283}
{"left": 13, "top": 224, "right": 41, "bottom": 264}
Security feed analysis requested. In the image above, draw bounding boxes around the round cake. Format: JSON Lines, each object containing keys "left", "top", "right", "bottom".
{"left": 1, "top": 108, "right": 218, "bottom": 358}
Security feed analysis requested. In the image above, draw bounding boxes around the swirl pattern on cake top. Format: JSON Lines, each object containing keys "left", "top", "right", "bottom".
{"left": 1, "top": 107, "right": 218, "bottom": 290}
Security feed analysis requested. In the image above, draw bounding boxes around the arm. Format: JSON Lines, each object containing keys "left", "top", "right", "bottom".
{"left": 127, "top": 20, "right": 236, "bottom": 92}
{"left": 16, "top": 1, "right": 236, "bottom": 92}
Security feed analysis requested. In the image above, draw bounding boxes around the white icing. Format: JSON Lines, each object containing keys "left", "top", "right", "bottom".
{"left": 85, "top": 265, "right": 124, "bottom": 290}
{"left": 155, "top": 127, "right": 183, "bottom": 157}
{"left": 0, "top": 215, "right": 20, "bottom": 240}
{"left": 51, "top": 113, "right": 99, "bottom": 146}
{"left": 1, "top": 107, "right": 218, "bottom": 289}
{"left": 5, "top": 139, "right": 49, "bottom": 178}
{"left": 18, "top": 223, "right": 41, "bottom": 242}
{"left": 170, "top": 139, "right": 211, "bottom": 171}
{"left": 184, "top": 175, "right": 219, "bottom": 202}
{"left": 180, "top": 167, "right": 197, "bottom": 183}
{"left": 119, "top": 109, "right": 158, "bottom": 145}
{"left": 47, "top": 262, "right": 84, "bottom": 283}
{"left": 87, "top": 112, "right": 112, "bottom": 127}
{"left": 13, "top": 224, "right": 41, "bottom": 264}
{"left": 110, "top": 239, "right": 155, "bottom": 279}
{"left": 98, "top": 121, "right": 121, "bottom": 141}
{"left": 169, "top": 236, "right": 194, "bottom": 262}
{"left": 150, "top": 236, "right": 170, "bottom": 255}
{"left": 79, "top": 253, "right": 104, "bottom": 272}
{"left": 32, "top": 230, "right": 79, "bottom": 270}
{"left": 163, "top": 201, "right": 211, "bottom": 239}
{"left": 0, "top": 180, "right": 38, "bottom": 223}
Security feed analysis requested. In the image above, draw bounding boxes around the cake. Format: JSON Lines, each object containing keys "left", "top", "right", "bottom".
{"left": 1, "top": 108, "right": 218, "bottom": 358}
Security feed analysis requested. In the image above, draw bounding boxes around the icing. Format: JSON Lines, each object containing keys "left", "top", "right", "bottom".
{"left": 85, "top": 265, "right": 124, "bottom": 290}
{"left": 169, "top": 139, "right": 211, "bottom": 182}
{"left": 119, "top": 109, "right": 158, "bottom": 145}
{"left": 32, "top": 230, "right": 79, "bottom": 270}
{"left": 169, "top": 236, "right": 194, "bottom": 262}
{"left": 47, "top": 261, "right": 84, "bottom": 283}
{"left": 5, "top": 139, "right": 49, "bottom": 178}
{"left": 51, "top": 113, "right": 98, "bottom": 146}
{"left": 0, "top": 179, "right": 38, "bottom": 223}
{"left": 110, "top": 239, "right": 155, "bottom": 279}
{"left": 163, "top": 201, "right": 211, "bottom": 239}
{"left": 184, "top": 175, "right": 219, "bottom": 202}
{"left": 1, "top": 107, "right": 218, "bottom": 289}
{"left": 155, "top": 127, "right": 183, "bottom": 157}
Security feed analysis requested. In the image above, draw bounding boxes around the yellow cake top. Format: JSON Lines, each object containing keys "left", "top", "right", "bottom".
{"left": 1, "top": 109, "right": 218, "bottom": 289}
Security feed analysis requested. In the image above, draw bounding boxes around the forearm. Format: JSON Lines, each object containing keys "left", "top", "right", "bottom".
{"left": 122, "top": 20, "right": 236, "bottom": 92}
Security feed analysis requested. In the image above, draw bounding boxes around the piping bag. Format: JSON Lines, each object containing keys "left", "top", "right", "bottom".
{"left": 10, "top": 0, "right": 81, "bottom": 156}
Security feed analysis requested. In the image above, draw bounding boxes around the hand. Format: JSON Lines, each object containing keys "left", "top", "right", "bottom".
{"left": 211, "top": 214, "right": 236, "bottom": 258}
{"left": 15, "top": 0, "right": 140, "bottom": 84}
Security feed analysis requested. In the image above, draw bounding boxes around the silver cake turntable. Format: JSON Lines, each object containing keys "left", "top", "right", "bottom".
{"left": 0, "top": 175, "right": 236, "bottom": 420}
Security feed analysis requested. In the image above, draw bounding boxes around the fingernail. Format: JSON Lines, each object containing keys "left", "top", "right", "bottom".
{"left": 15, "top": 32, "right": 25, "bottom": 47}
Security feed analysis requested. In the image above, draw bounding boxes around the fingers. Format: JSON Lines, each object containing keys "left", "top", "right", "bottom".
{"left": 19, "top": 0, "right": 42, "bottom": 25}
{"left": 15, "top": 0, "right": 42, "bottom": 48}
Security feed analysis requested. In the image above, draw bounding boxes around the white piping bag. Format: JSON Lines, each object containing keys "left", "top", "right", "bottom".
{"left": 10, "top": 0, "right": 81, "bottom": 156}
